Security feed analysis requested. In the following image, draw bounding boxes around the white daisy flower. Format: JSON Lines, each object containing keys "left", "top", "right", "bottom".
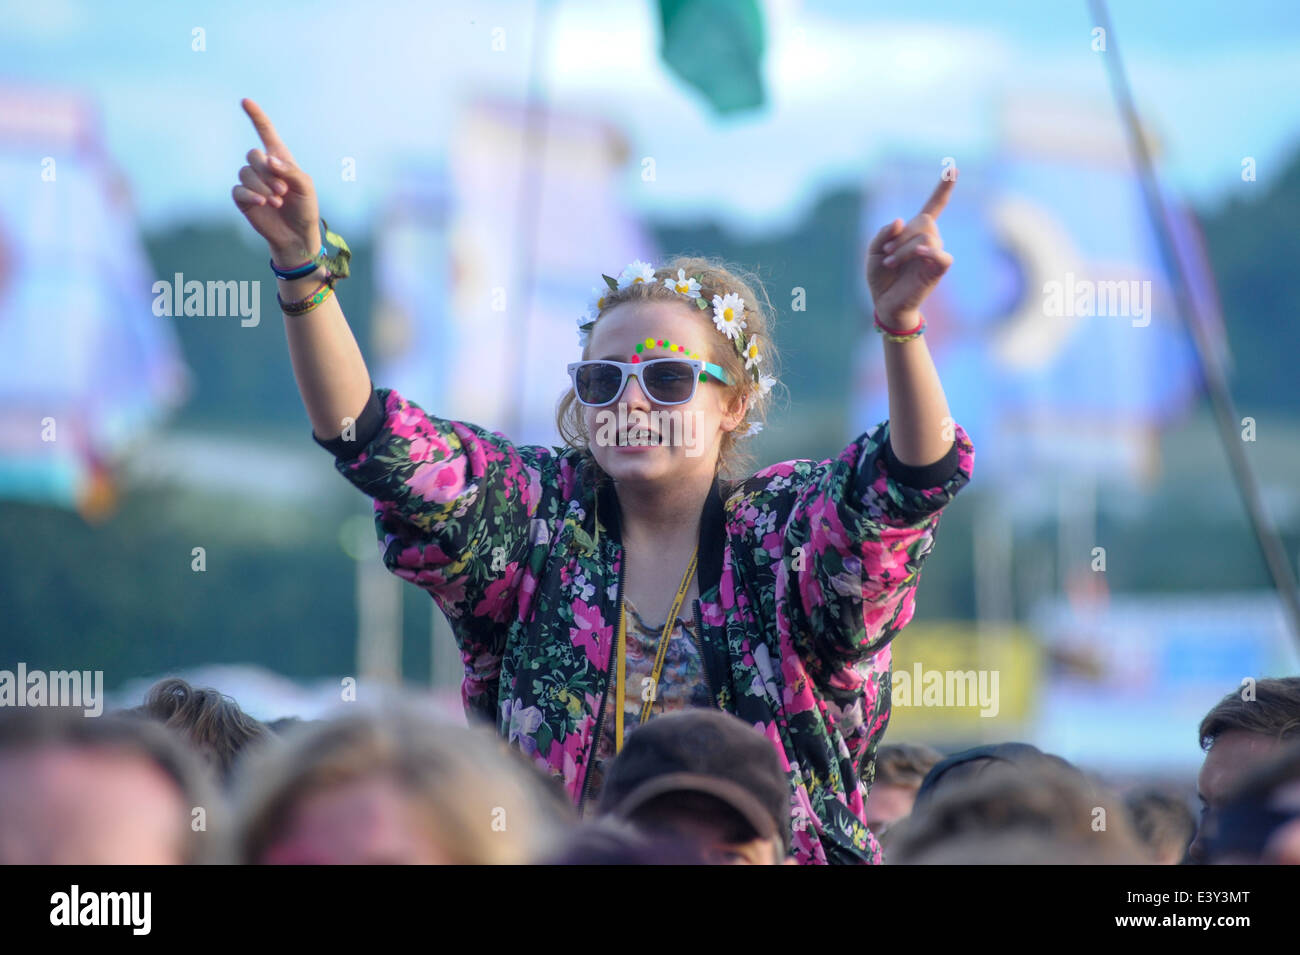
{"left": 758, "top": 374, "right": 776, "bottom": 396}
{"left": 740, "top": 421, "right": 764, "bottom": 437}
{"left": 744, "top": 335, "right": 762, "bottom": 371}
{"left": 711, "top": 292, "right": 746, "bottom": 340}
{"left": 589, "top": 286, "right": 612, "bottom": 314}
{"left": 618, "top": 259, "right": 657, "bottom": 288}
{"left": 576, "top": 313, "right": 593, "bottom": 348}
{"left": 664, "top": 268, "right": 701, "bottom": 299}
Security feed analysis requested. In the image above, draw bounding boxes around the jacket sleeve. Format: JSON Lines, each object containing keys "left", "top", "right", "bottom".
{"left": 780, "top": 420, "right": 974, "bottom": 685}
{"left": 317, "top": 386, "right": 554, "bottom": 715}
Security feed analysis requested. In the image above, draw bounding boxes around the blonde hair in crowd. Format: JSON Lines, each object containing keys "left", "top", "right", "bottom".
{"left": 556, "top": 256, "right": 781, "bottom": 483}
{"left": 229, "top": 702, "right": 571, "bottom": 864}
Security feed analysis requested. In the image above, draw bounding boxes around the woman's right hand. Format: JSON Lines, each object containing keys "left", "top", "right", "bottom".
{"left": 232, "top": 98, "right": 322, "bottom": 267}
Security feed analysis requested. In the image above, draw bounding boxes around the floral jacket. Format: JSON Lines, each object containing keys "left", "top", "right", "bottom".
{"left": 319, "top": 386, "right": 974, "bottom": 864}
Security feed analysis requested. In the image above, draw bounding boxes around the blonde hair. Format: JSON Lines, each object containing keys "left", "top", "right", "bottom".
{"left": 229, "top": 701, "right": 572, "bottom": 864}
{"left": 555, "top": 256, "right": 781, "bottom": 483}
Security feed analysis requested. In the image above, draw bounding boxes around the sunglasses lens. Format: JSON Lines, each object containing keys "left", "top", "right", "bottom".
{"left": 642, "top": 361, "right": 697, "bottom": 403}
{"left": 574, "top": 362, "right": 623, "bottom": 404}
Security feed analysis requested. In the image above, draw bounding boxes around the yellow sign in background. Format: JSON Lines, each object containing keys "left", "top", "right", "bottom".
{"left": 883, "top": 622, "right": 1042, "bottom": 743}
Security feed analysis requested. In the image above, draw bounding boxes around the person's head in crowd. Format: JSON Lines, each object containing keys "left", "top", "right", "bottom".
{"left": 1124, "top": 787, "right": 1196, "bottom": 864}
{"left": 1189, "top": 676, "right": 1300, "bottom": 863}
{"left": 888, "top": 760, "right": 1144, "bottom": 865}
{"left": 131, "top": 677, "right": 270, "bottom": 786}
{"left": 595, "top": 709, "right": 794, "bottom": 865}
{"left": 893, "top": 831, "right": 1140, "bottom": 865}
{"left": 0, "top": 706, "right": 211, "bottom": 864}
{"left": 268, "top": 716, "right": 308, "bottom": 735}
{"left": 911, "top": 741, "right": 1081, "bottom": 812}
{"left": 230, "top": 700, "right": 571, "bottom": 864}
{"left": 546, "top": 817, "right": 709, "bottom": 865}
{"left": 865, "top": 742, "right": 943, "bottom": 839}
{"left": 1199, "top": 739, "right": 1300, "bottom": 864}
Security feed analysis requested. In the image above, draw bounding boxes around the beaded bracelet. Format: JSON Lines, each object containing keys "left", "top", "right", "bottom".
{"left": 278, "top": 277, "right": 335, "bottom": 316}
{"left": 874, "top": 310, "right": 926, "bottom": 343}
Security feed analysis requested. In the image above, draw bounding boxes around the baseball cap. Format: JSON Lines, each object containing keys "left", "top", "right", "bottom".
{"left": 595, "top": 709, "right": 791, "bottom": 854}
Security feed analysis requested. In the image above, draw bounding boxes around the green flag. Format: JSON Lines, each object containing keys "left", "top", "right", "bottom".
{"left": 658, "top": 0, "right": 766, "bottom": 115}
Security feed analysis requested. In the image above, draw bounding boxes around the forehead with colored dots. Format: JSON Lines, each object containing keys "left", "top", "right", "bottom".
{"left": 628, "top": 336, "right": 703, "bottom": 363}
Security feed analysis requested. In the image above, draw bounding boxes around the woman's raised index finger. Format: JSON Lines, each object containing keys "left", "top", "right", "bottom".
{"left": 241, "top": 98, "right": 287, "bottom": 152}
{"left": 920, "top": 173, "right": 957, "bottom": 220}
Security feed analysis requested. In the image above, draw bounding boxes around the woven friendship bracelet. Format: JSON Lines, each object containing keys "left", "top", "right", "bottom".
{"left": 278, "top": 277, "right": 335, "bottom": 316}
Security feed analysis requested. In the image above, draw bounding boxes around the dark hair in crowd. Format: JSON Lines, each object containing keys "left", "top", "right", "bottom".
{"left": 1198, "top": 677, "right": 1300, "bottom": 751}
{"left": 267, "top": 716, "right": 307, "bottom": 735}
{"left": 888, "top": 762, "right": 1142, "bottom": 865}
{"left": 912, "top": 742, "right": 1079, "bottom": 811}
{"left": 873, "top": 742, "right": 944, "bottom": 788}
{"left": 132, "top": 677, "right": 270, "bottom": 785}
{"left": 546, "top": 817, "right": 708, "bottom": 865}
{"left": 1124, "top": 786, "right": 1196, "bottom": 863}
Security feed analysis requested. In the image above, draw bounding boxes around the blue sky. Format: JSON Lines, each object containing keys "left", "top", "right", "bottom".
{"left": 3, "top": 0, "right": 1298, "bottom": 235}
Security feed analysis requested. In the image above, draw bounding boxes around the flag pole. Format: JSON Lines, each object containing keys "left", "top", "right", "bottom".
{"left": 1087, "top": 0, "right": 1300, "bottom": 648}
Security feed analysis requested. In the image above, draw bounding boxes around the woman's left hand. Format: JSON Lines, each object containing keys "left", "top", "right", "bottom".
{"left": 866, "top": 173, "right": 956, "bottom": 331}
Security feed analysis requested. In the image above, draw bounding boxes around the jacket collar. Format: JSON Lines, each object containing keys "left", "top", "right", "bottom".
{"left": 596, "top": 472, "right": 730, "bottom": 593}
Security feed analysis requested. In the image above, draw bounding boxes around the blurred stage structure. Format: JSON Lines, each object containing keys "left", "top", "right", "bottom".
{"left": 853, "top": 90, "right": 1298, "bottom": 767}
{"left": 0, "top": 87, "right": 188, "bottom": 521}
{"left": 853, "top": 94, "right": 1225, "bottom": 503}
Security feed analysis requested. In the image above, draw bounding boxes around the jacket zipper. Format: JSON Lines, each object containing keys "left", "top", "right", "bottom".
{"left": 577, "top": 547, "right": 626, "bottom": 817}
{"left": 691, "top": 598, "right": 717, "bottom": 707}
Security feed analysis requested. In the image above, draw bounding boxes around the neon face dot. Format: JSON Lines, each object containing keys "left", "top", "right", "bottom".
{"left": 699, "top": 372, "right": 707, "bottom": 382}
{"left": 635, "top": 343, "right": 644, "bottom": 354}
{"left": 630, "top": 354, "right": 640, "bottom": 363}
{"left": 644, "top": 338, "right": 655, "bottom": 349}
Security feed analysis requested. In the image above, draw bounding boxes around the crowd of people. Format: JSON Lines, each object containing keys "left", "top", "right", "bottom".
{"left": 1, "top": 674, "right": 1296, "bottom": 865}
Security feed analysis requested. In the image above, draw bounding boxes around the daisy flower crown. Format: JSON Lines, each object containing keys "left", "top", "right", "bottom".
{"left": 577, "top": 260, "right": 776, "bottom": 404}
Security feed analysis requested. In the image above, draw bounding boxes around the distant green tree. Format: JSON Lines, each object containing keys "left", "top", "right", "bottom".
{"left": 1199, "top": 150, "right": 1300, "bottom": 413}
{"left": 143, "top": 224, "right": 375, "bottom": 429}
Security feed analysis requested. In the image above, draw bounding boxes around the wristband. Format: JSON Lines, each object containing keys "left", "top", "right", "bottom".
{"left": 874, "top": 309, "right": 926, "bottom": 343}
{"left": 271, "top": 247, "right": 327, "bottom": 280}
{"left": 312, "top": 219, "right": 351, "bottom": 281}
{"left": 270, "top": 219, "right": 352, "bottom": 282}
